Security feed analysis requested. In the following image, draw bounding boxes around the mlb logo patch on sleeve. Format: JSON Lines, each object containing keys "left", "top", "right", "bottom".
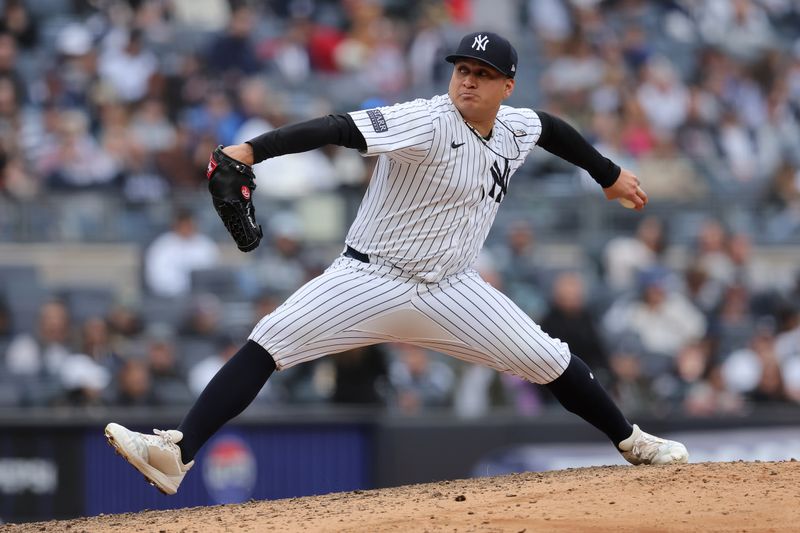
{"left": 366, "top": 109, "right": 388, "bottom": 133}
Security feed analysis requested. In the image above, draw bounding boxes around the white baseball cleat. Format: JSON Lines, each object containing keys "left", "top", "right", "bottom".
{"left": 618, "top": 424, "right": 689, "bottom": 465}
{"left": 104, "top": 422, "right": 194, "bottom": 495}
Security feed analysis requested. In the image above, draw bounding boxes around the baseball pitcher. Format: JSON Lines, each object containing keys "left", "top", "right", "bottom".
{"left": 106, "top": 31, "right": 685, "bottom": 495}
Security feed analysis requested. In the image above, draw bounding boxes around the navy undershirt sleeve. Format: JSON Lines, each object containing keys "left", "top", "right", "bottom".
{"left": 535, "top": 110, "right": 621, "bottom": 188}
{"left": 246, "top": 114, "right": 367, "bottom": 164}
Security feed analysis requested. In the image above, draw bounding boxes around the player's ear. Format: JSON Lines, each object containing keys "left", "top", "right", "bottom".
{"left": 503, "top": 78, "right": 515, "bottom": 98}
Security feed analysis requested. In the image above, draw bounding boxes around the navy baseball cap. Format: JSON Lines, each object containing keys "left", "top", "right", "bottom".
{"left": 445, "top": 31, "right": 518, "bottom": 78}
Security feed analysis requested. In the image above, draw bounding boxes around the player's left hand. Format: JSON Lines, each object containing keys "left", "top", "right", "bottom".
{"left": 207, "top": 145, "right": 263, "bottom": 252}
{"left": 603, "top": 167, "right": 648, "bottom": 211}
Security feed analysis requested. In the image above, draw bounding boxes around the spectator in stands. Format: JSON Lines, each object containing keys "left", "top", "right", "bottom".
{"left": 252, "top": 288, "right": 283, "bottom": 320}
{"left": 695, "top": 0, "right": 777, "bottom": 62}
{"left": 619, "top": 97, "right": 656, "bottom": 158}
{"left": 106, "top": 303, "right": 144, "bottom": 354}
{"left": 144, "top": 208, "right": 220, "bottom": 298}
{"left": 258, "top": 13, "right": 313, "bottom": 86}
{"left": 38, "top": 109, "right": 121, "bottom": 189}
{"left": 5, "top": 300, "right": 72, "bottom": 377}
{"left": 718, "top": 108, "right": 759, "bottom": 183}
{"left": 203, "top": 4, "right": 261, "bottom": 80}
{"left": 153, "top": 122, "right": 208, "bottom": 192}
{"left": 726, "top": 232, "right": 760, "bottom": 289}
{"left": 707, "top": 282, "right": 757, "bottom": 360}
{"left": 540, "top": 270, "right": 612, "bottom": 387}
{"left": 682, "top": 260, "right": 724, "bottom": 317}
{"left": 721, "top": 320, "right": 788, "bottom": 404}
{"left": 766, "top": 162, "right": 800, "bottom": 212}
{"left": 619, "top": 23, "right": 653, "bottom": 73}
{"left": 453, "top": 363, "right": 520, "bottom": 418}
{"left": 111, "top": 358, "right": 157, "bottom": 406}
{"left": 775, "top": 304, "right": 800, "bottom": 402}
{"left": 606, "top": 334, "right": 659, "bottom": 415}
{"left": 251, "top": 212, "right": 313, "bottom": 293}
{"left": 0, "top": 145, "right": 37, "bottom": 199}
{"left": 77, "top": 316, "right": 124, "bottom": 377}
{"left": 635, "top": 133, "right": 707, "bottom": 201}
{"left": 635, "top": 56, "right": 690, "bottom": 135}
{"left": 98, "top": 28, "right": 158, "bottom": 103}
{"left": 169, "top": 0, "right": 231, "bottom": 32}
{"left": 694, "top": 218, "right": 734, "bottom": 284}
{"left": 406, "top": 4, "right": 449, "bottom": 89}
{"left": 541, "top": 32, "right": 605, "bottom": 100}
{"left": 764, "top": 163, "right": 800, "bottom": 240}
{"left": 179, "top": 293, "right": 223, "bottom": 341}
{"left": 144, "top": 326, "right": 192, "bottom": 405}
{"left": 603, "top": 266, "right": 707, "bottom": 370}
{"left": 527, "top": 0, "right": 571, "bottom": 47}
{"left": 58, "top": 350, "right": 111, "bottom": 407}
{"left": 129, "top": 97, "right": 177, "bottom": 154}
{"left": 0, "top": 73, "right": 22, "bottom": 152}
{"left": 677, "top": 84, "right": 724, "bottom": 162}
{"left": 0, "top": 29, "right": 26, "bottom": 105}
{"left": 330, "top": 345, "right": 389, "bottom": 406}
{"left": 755, "top": 88, "right": 800, "bottom": 181}
{"left": 387, "top": 344, "right": 455, "bottom": 414}
{"left": 673, "top": 341, "right": 740, "bottom": 416}
{"left": 334, "top": 0, "right": 407, "bottom": 95}
{"left": 491, "top": 221, "right": 547, "bottom": 319}
{"left": 0, "top": 294, "right": 11, "bottom": 339}
{"left": 184, "top": 88, "right": 242, "bottom": 149}
{"left": 1, "top": 0, "right": 39, "bottom": 51}
{"left": 603, "top": 215, "right": 665, "bottom": 293}
{"left": 47, "top": 23, "right": 97, "bottom": 109}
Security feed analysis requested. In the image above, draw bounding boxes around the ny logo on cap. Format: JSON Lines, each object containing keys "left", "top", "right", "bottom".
{"left": 472, "top": 34, "right": 489, "bottom": 52}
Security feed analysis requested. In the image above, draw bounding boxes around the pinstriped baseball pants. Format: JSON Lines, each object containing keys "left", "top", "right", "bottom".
{"left": 249, "top": 256, "right": 571, "bottom": 384}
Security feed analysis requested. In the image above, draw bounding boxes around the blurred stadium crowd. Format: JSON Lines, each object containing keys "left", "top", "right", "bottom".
{"left": 0, "top": 0, "right": 799, "bottom": 418}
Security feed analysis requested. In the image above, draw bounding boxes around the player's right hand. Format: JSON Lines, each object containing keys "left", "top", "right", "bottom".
{"left": 603, "top": 167, "right": 647, "bottom": 210}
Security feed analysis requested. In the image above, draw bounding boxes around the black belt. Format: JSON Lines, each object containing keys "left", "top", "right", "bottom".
{"left": 344, "top": 245, "right": 369, "bottom": 263}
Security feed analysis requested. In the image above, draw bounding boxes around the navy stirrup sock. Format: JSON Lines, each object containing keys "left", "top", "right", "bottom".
{"left": 545, "top": 354, "right": 632, "bottom": 446}
{"left": 177, "top": 340, "right": 276, "bottom": 462}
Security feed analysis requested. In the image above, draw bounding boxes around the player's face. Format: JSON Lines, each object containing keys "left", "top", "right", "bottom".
{"left": 448, "top": 59, "right": 514, "bottom": 121}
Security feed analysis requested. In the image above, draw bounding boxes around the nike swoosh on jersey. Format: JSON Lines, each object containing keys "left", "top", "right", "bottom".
{"left": 451, "top": 141, "right": 465, "bottom": 149}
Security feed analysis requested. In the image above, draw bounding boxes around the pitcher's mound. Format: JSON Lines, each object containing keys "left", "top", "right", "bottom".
{"left": 5, "top": 461, "right": 800, "bottom": 532}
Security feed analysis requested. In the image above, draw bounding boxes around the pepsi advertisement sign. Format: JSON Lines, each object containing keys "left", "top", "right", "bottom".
{"left": 201, "top": 433, "right": 257, "bottom": 504}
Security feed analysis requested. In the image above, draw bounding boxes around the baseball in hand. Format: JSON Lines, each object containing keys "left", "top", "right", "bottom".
{"left": 618, "top": 197, "right": 636, "bottom": 209}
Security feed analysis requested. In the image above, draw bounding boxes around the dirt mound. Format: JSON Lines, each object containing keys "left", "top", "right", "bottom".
{"left": 5, "top": 461, "right": 799, "bottom": 532}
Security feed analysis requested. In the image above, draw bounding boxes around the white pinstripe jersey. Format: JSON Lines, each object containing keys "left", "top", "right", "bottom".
{"left": 347, "top": 94, "right": 542, "bottom": 283}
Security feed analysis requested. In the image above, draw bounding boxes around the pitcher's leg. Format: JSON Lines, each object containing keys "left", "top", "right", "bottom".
{"left": 413, "top": 272, "right": 687, "bottom": 463}
{"left": 250, "top": 258, "right": 416, "bottom": 369}
{"left": 105, "top": 259, "right": 417, "bottom": 494}
{"left": 545, "top": 353, "right": 632, "bottom": 444}
{"left": 414, "top": 273, "right": 626, "bottom": 439}
{"left": 177, "top": 340, "right": 276, "bottom": 462}
{"left": 413, "top": 271, "right": 570, "bottom": 384}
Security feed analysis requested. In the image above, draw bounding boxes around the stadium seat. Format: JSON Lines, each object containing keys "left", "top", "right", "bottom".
{"left": 139, "top": 296, "right": 189, "bottom": 330}
{"left": 178, "top": 337, "right": 217, "bottom": 370}
{"left": 190, "top": 267, "right": 245, "bottom": 301}
{"left": 57, "top": 286, "right": 116, "bottom": 324}
{"left": 0, "top": 265, "right": 47, "bottom": 334}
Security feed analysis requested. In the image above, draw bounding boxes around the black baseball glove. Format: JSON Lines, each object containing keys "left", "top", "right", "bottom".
{"left": 206, "top": 145, "right": 263, "bottom": 252}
